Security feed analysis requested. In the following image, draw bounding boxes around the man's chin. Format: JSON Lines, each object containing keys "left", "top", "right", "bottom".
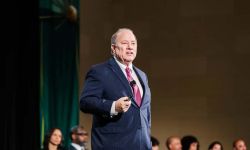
{"left": 78, "top": 142, "right": 85, "bottom": 146}
{"left": 123, "top": 60, "right": 132, "bottom": 65}
{"left": 124, "top": 58, "right": 134, "bottom": 63}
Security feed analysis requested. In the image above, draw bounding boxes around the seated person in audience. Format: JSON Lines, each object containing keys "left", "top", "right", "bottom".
{"left": 233, "top": 138, "right": 247, "bottom": 150}
{"left": 69, "top": 125, "right": 89, "bottom": 150}
{"left": 181, "top": 135, "right": 200, "bottom": 150}
{"left": 208, "top": 141, "right": 223, "bottom": 150}
{"left": 166, "top": 136, "right": 182, "bottom": 150}
{"left": 43, "top": 127, "right": 64, "bottom": 150}
{"left": 151, "top": 136, "right": 160, "bottom": 150}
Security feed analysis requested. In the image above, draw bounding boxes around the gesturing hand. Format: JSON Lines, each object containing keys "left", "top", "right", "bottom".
{"left": 115, "top": 97, "right": 131, "bottom": 113}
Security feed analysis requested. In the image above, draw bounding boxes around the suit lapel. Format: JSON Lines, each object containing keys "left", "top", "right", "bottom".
{"left": 108, "top": 58, "right": 134, "bottom": 97}
{"left": 108, "top": 57, "right": 146, "bottom": 108}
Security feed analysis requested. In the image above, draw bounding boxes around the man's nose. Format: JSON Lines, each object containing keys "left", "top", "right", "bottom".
{"left": 127, "top": 43, "right": 133, "bottom": 49}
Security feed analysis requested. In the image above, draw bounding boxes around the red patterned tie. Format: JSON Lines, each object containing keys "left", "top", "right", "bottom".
{"left": 125, "top": 67, "right": 142, "bottom": 106}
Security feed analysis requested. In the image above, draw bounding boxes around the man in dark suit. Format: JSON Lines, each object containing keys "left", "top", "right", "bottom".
{"left": 80, "top": 28, "right": 151, "bottom": 150}
{"left": 68, "top": 125, "right": 89, "bottom": 150}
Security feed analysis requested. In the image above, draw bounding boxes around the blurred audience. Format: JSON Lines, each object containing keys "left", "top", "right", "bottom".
{"left": 69, "top": 125, "right": 89, "bottom": 150}
{"left": 233, "top": 138, "right": 247, "bottom": 150}
{"left": 151, "top": 136, "right": 160, "bottom": 150}
{"left": 43, "top": 128, "right": 64, "bottom": 150}
{"left": 181, "top": 135, "right": 200, "bottom": 150}
{"left": 208, "top": 141, "right": 223, "bottom": 150}
{"left": 166, "top": 136, "right": 182, "bottom": 150}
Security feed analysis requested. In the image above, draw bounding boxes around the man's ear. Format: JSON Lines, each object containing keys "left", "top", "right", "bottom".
{"left": 169, "top": 144, "right": 172, "bottom": 150}
{"left": 111, "top": 44, "right": 116, "bottom": 50}
{"left": 71, "top": 134, "right": 76, "bottom": 140}
{"left": 111, "top": 44, "right": 116, "bottom": 55}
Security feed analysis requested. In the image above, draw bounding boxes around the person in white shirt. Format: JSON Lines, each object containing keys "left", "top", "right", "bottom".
{"left": 68, "top": 125, "right": 88, "bottom": 150}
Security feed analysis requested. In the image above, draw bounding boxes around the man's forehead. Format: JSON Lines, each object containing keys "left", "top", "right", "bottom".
{"left": 77, "top": 128, "right": 87, "bottom": 133}
{"left": 117, "top": 30, "right": 136, "bottom": 40}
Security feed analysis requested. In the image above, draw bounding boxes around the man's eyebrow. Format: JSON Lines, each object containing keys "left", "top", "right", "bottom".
{"left": 121, "top": 40, "right": 136, "bottom": 42}
{"left": 120, "top": 40, "right": 129, "bottom": 43}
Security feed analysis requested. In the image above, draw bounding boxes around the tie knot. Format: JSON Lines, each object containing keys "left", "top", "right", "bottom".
{"left": 125, "top": 67, "right": 132, "bottom": 81}
{"left": 125, "top": 67, "right": 131, "bottom": 74}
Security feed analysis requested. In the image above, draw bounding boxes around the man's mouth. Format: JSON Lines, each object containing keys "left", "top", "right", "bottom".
{"left": 126, "top": 52, "right": 133, "bottom": 55}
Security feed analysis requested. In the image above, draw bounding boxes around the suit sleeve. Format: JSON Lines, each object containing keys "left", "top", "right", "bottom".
{"left": 146, "top": 74, "right": 151, "bottom": 129}
{"left": 80, "top": 67, "right": 113, "bottom": 117}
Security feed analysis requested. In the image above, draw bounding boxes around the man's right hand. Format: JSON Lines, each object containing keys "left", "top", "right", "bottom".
{"left": 115, "top": 97, "right": 131, "bottom": 113}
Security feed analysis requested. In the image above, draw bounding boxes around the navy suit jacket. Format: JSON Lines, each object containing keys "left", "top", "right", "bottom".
{"left": 80, "top": 57, "right": 151, "bottom": 150}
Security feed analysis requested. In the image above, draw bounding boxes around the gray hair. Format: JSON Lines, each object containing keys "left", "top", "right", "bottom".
{"left": 111, "top": 28, "right": 136, "bottom": 45}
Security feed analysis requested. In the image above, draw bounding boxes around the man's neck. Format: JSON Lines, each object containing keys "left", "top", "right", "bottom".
{"left": 114, "top": 56, "right": 132, "bottom": 68}
{"left": 114, "top": 56, "right": 132, "bottom": 66}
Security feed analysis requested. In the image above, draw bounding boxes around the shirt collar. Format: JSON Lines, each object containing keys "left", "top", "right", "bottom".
{"left": 71, "top": 143, "right": 84, "bottom": 150}
{"left": 114, "top": 56, "right": 133, "bottom": 72}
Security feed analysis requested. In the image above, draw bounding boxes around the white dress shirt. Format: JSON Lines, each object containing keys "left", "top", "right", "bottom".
{"left": 71, "top": 143, "right": 85, "bottom": 150}
{"left": 110, "top": 57, "right": 144, "bottom": 115}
